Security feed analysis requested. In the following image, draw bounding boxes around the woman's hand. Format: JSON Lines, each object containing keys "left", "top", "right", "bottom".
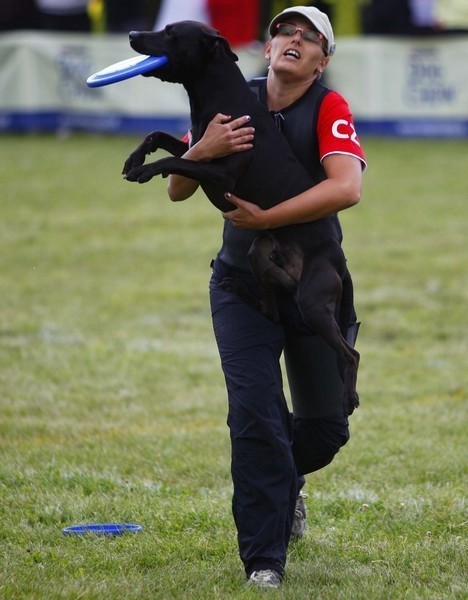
{"left": 192, "top": 113, "right": 255, "bottom": 160}
{"left": 222, "top": 193, "right": 269, "bottom": 230}
{"left": 167, "top": 114, "right": 254, "bottom": 202}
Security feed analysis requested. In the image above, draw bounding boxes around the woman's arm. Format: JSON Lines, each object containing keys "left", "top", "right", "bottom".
{"left": 167, "top": 113, "right": 255, "bottom": 202}
{"left": 222, "top": 153, "right": 363, "bottom": 229}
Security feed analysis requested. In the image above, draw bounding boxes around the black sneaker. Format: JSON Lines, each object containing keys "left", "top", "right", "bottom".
{"left": 291, "top": 491, "right": 308, "bottom": 540}
{"left": 247, "top": 569, "right": 282, "bottom": 589}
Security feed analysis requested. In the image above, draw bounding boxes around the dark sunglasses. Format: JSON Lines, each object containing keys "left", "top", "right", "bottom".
{"left": 275, "top": 22, "right": 327, "bottom": 53}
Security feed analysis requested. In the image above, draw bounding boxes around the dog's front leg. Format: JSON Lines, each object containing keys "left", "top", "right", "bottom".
{"left": 122, "top": 131, "right": 189, "bottom": 176}
{"left": 124, "top": 156, "right": 237, "bottom": 190}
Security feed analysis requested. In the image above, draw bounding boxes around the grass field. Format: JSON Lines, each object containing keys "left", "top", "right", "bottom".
{"left": 0, "top": 134, "right": 466, "bottom": 599}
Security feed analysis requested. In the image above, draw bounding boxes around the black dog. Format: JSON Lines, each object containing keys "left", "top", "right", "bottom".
{"left": 122, "top": 20, "right": 360, "bottom": 415}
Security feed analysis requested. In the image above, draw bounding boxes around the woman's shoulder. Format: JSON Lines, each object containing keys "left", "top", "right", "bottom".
{"left": 319, "top": 88, "right": 353, "bottom": 114}
{"left": 316, "top": 89, "right": 366, "bottom": 167}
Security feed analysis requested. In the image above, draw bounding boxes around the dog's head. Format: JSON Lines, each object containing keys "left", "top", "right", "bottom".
{"left": 129, "top": 20, "right": 238, "bottom": 84}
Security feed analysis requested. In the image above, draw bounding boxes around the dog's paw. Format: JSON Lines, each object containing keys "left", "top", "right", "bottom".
{"left": 124, "top": 166, "right": 153, "bottom": 184}
{"left": 219, "top": 277, "right": 263, "bottom": 309}
{"left": 344, "top": 393, "right": 360, "bottom": 416}
{"left": 122, "top": 152, "right": 146, "bottom": 176}
{"left": 218, "top": 277, "right": 249, "bottom": 295}
{"left": 219, "top": 278, "right": 279, "bottom": 322}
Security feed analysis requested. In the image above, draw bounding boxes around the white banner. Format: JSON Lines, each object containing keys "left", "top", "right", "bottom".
{"left": 0, "top": 31, "right": 467, "bottom": 136}
{"left": 327, "top": 35, "right": 468, "bottom": 136}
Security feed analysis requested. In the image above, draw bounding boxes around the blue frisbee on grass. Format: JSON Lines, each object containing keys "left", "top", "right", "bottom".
{"left": 86, "top": 54, "right": 168, "bottom": 87}
{"left": 62, "top": 523, "right": 143, "bottom": 536}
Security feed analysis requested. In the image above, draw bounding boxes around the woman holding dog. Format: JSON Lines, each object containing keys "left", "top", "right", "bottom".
{"left": 168, "top": 6, "right": 366, "bottom": 590}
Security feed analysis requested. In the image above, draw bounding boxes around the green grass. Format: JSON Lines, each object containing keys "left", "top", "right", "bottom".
{"left": 0, "top": 134, "right": 466, "bottom": 599}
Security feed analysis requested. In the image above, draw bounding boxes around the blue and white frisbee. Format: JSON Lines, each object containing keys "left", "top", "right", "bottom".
{"left": 62, "top": 523, "right": 143, "bottom": 535}
{"left": 86, "top": 55, "right": 167, "bottom": 87}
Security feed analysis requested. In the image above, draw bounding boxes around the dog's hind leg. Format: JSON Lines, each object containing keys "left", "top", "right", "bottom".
{"left": 295, "top": 260, "right": 360, "bottom": 416}
{"left": 217, "top": 277, "right": 266, "bottom": 314}
{"left": 122, "top": 131, "right": 189, "bottom": 175}
{"left": 338, "top": 268, "right": 355, "bottom": 339}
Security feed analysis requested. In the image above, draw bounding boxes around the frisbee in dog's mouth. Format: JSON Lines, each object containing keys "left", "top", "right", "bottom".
{"left": 86, "top": 55, "right": 168, "bottom": 87}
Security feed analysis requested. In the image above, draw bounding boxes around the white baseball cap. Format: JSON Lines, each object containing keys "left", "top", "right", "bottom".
{"left": 269, "top": 6, "right": 336, "bottom": 56}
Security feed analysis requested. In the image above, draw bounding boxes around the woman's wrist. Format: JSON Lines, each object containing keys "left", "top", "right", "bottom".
{"left": 258, "top": 208, "right": 273, "bottom": 230}
{"left": 184, "top": 141, "right": 211, "bottom": 162}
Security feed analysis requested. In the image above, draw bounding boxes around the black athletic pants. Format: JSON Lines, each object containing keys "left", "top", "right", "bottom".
{"left": 209, "top": 258, "right": 352, "bottom": 577}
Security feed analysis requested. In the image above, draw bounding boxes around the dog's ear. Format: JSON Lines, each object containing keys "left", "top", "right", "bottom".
{"left": 202, "top": 31, "right": 239, "bottom": 62}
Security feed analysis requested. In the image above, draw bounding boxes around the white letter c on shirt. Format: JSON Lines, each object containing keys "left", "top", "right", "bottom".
{"left": 332, "top": 119, "right": 360, "bottom": 146}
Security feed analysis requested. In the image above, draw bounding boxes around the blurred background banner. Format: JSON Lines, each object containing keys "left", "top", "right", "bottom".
{"left": 0, "top": 31, "right": 467, "bottom": 137}
{"left": 0, "top": 31, "right": 265, "bottom": 134}
{"left": 326, "top": 35, "right": 468, "bottom": 137}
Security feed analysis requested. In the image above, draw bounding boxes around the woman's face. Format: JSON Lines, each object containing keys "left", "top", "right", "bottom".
{"left": 266, "top": 17, "right": 330, "bottom": 82}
